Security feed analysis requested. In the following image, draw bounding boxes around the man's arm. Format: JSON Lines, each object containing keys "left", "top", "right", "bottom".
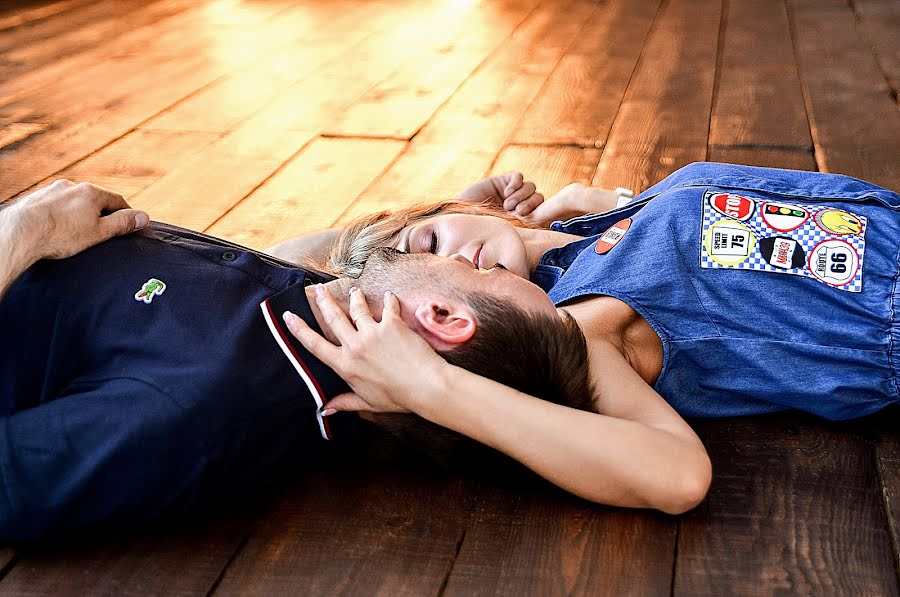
{"left": 0, "top": 180, "right": 148, "bottom": 302}
{"left": 265, "top": 227, "right": 342, "bottom": 265}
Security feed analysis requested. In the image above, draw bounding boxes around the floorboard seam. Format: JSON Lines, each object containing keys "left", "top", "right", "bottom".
{"left": 435, "top": 482, "right": 481, "bottom": 597}
{"left": 706, "top": 0, "right": 728, "bottom": 162}
{"left": 782, "top": 0, "right": 822, "bottom": 174}
{"left": 669, "top": 518, "right": 680, "bottom": 597}
{"left": 872, "top": 437, "right": 900, "bottom": 594}
{"left": 504, "top": 140, "right": 607, "bottom": 150}
{"left": 205, "top": 530, "right": 253, "bottom": 597}
{"left": 588, "top": 0, "right": 669, "bottom": 182}
{"left": 844, "top": 0, "right": 899, "bottom": 101}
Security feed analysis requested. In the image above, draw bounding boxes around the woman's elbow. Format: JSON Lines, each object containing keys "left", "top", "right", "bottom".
{"left": 658, "top": 450, "right": 712, "bottom": 515}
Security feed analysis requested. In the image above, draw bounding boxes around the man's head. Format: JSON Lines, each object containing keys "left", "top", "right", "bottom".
{"left": 314, "top": 248, "right": 595, "bottom": 468}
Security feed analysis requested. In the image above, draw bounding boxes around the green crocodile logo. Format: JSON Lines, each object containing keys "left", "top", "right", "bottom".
{"left": 134, "top": 278, "right": 166, "bottom": 304}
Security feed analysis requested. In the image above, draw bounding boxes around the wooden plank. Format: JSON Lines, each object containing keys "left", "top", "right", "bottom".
{"left": 444, "top": 476, "right": 676, "bottom": 596}
{"left": 213, "top": 439, "right": 476, "bottom": 596}
{"left": 0, "top": 1, "right": 348, "bottom": 201}
{"left": 0, "top": 0, "right": 94, "bottom": 31}
{"left": 129, "top": 0, "right": 510, "bottom": 228}
{"left": 0, "top": 509, "right": 255, "bottom": 596}
{"left": 338, "top": 0, "right": 600, "bottom": 222}
{"left": 873, "top": 407, "right": 900, "bottom": 587}
{"left": 849, "top": 0, "right": 900, "bottom": 96}
{"left": 709, "top": 0, "right": 811, "bottom": 150}
{"left": 708, "top": 146, "right": 816, "bottom": 171}
{"left": 510, "top": 0, "right": 661, "bottom": 147}
{"left": 0, "top": 0, "right": 193, "bottom": 81}
{"left": 491, "top": 144, "right": 602, "bottom": 198}
{"left": 787, "top": 0, "right": 900, "bottom": 190}
{"left": 324, "top": 0, "right": 538, "bottom": 139}
{"left": 592, "top": 0, "right": 723, "bottom": 194}
{"left": 675, "top": 415, "right": 897, "bottom": 595}
{"left": 142, "top": 0, "right": 426, "bottom": 133}
{"left": 46, "top": 129, "right": 221, "bottom": 199}
{"left": 206, "top": 137, "right": 406, "bottom": 248}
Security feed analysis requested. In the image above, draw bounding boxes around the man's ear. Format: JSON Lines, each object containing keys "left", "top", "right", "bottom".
{"left": 413, "top": 300, "right": 476, "bottom": 348}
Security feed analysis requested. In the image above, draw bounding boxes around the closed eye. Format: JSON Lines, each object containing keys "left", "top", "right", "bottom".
{"left": 429, "top": 230, "right": 438, "bottom": 254}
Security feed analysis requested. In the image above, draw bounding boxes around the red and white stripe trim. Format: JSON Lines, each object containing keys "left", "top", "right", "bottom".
{"left": 260, "top": 299, "right": 331, "bottom": 440}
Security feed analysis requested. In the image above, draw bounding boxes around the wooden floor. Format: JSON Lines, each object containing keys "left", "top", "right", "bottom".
{"left": 2, "top": 0, "right": 900, "bottom": 594}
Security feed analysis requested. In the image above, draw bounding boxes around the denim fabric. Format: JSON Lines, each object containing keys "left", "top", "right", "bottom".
{"left": 0, "top": 223, "right": 353, "bottom": 540}
{"left": 535, "top": 163, "right": 900, "bottom": 420}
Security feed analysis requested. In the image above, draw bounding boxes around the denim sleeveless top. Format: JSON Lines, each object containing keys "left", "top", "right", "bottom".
{"left": 533, "top": 163, "right": 900, "bottom": 420}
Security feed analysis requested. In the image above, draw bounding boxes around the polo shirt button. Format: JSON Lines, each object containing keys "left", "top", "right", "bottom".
{"left": 222, "top": 251, "right": 238, "bottom": 261}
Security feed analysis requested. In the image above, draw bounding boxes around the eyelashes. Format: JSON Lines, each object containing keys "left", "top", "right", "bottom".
{"left": 429, "top": 230, "right": 438, "bottom": 253}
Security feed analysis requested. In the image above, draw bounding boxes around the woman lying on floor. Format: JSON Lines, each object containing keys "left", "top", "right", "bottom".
{"left": 277, "top": 162, "right": 900, "bottom": 512}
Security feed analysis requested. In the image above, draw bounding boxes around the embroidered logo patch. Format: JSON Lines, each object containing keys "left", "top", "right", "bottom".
{"left": 135, "top": 278, "right": 166, "bottom": 304}
{"left": 595, "top": 218, "right": 632, "bottom": 254}
{"left": 699, "top": 191, "right": 867, "bottom": 292}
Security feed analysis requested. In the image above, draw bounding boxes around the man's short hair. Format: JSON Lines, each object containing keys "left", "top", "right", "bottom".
{"left": 369, "top": 294, "right": 595, "bottom": 469}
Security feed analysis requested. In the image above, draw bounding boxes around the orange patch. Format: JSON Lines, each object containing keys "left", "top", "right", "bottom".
{"left": 594, "top": 218, "right": 632, "bottom": 254}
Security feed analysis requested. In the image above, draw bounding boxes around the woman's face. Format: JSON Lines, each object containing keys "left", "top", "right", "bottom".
{"left": 394, "top": 213, "right": 530, "bottom": 278}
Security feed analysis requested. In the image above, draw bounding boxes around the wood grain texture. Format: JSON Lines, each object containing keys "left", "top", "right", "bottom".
{"left": 708, "top": 146, "right": 816, "bottom": 170}
{"left": 325, "top": 0, "right": 539, "bottom": 139}
{"left": 676, "top": 415, "right": 897, "bottom": 595}
{"left": 849, "top": 0, "right": 900, "bottom": 96}
{"left": 787, "top": 0, "right": 900, "bottom": 190}
{"left": 874, "top": 407, "right": 900, "bottom": 588}
{"left": 206, "top": 137, "right": 405, "bottom": 248}
{"left": 339, "top": 0, "right": 600, "bottom": 221}
{"left": 445, "top": 477, "right": 676, "bottom": 597}
{"left": 0, "top": 509, "right": 255, "bottom": 596}
{"left": 492, "top": 144, "right": 602, "bottom": 197}
{"left": 510, "top": 0, "right": 661, "bottom": 147}
{"left": 709, "top": 0, "right": 811, "bottom": 149}
{"left": 213, "top": 439, "right": 475, "bottom": 596}
{"left": 592, "top": 0, "right": 722, "bottom": 194}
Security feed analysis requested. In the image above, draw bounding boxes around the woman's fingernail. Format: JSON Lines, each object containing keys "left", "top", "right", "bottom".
{"left": 349, "top": 286, "right": 358, "bottom": 294}
{"left": 321, "top": 407, "right": 337, "bottom": 417}
{"left": 283, "top": 311, "right": 298, "bottom": 325}
{"left": 384, "top": 291, "right": 392, "bottom": 300}
{"left": 315, "top": 284, "right": 325, "bottom": 297}
{"left": 135, "top": 212, "right": 149, "bottom": 229}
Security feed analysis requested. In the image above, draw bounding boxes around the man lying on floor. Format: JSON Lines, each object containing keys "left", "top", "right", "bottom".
{"left": 0, "top": 180, "right": 592, "bottom": 541}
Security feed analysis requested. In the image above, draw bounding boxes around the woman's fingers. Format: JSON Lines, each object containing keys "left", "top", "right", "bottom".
{"left": 283, "top": 310, "right": 341, "bottom": 365}
{"left": 348, "top": 286, "right": 375, "bottom": 327}
{"left": 504, "top": 182, "right": 540, "bottom": 212}
{"left": 323, "top": 393, "right": 374, "bottom": 413}
{"left": 312, "top": 284, "right": 357, "bottom": 342}
{"left": 515, "top": 192, "right": 544, "bottom": 216}
{"left": 381, "top": 291, "right": 401, "bottom": 320}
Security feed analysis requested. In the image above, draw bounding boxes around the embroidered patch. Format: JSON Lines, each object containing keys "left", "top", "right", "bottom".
{"left": 709, "top": 193, "right": 755, "bottom": 221}
{"left": 595, "top": 218, "right": 632, "bottom": 254}
{"left": 808, "top": 239, "right": 859, "bottom": 286}
{"left": 814, "top": 208, "right": 864, "bottom": 235}
{"left": 135, "top": 278, "right": 166, "bottom": 304}
{"left": 705, "top": 219, "right": 755, "bottom": 265}
{"left": 700, "top": 191, "right": 867, "bottom": 292}
{"left": 760, "top": 236, "right": 805, "bottom": 270}
{"left": 761, "top": 201, "right": 809, "bottom": 232}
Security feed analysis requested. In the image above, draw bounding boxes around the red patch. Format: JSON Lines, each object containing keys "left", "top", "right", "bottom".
{"left": 595, "top": 219, "right": 632, "bottom": 254}
{"left": 709, "top": 193, "right": 755, "bottom": 221}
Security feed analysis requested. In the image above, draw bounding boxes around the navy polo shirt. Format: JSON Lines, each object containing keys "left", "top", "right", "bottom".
{"left": 0, "top": 222, "right": 356, "bottom": 540}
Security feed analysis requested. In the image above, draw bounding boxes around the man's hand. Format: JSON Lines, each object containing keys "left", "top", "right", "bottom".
{"left": 0, "top": 180, "right": 148, "bottom": 302}
{"left": 458, "top": 172, "right": 545, "bottom": 222}
{"left": 6, "top": 179, "right": 149, "bottom": 262}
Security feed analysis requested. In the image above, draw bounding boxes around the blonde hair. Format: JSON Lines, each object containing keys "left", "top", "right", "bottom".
{"left": 321, "top": 200, "right": 534, "bottom": 278}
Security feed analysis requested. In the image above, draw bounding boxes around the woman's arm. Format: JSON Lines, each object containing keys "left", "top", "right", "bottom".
{"left": 265, "top": 227, "right": 342, "bottom": 265}
{"left": 284, "top": 287, "right": 711, "bottom": 514}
